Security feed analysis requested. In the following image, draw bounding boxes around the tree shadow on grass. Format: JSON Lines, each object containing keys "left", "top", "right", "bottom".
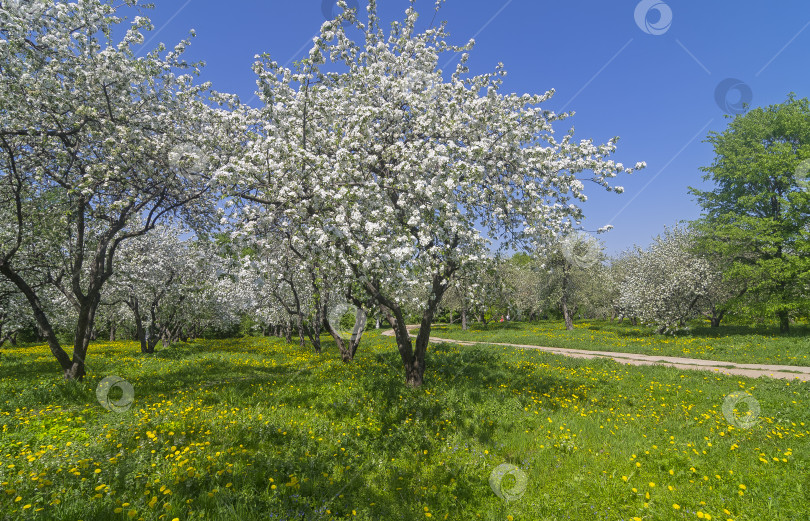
{"left": 676, "top": 323, "right": 810, "bottom": 339}
{"left": 588, "top": 320, "right": 810, "bottom": 340}
{"left": 355, "top": 340, "right": 591, "bottom": 460}
{"left": 0, "top": 356, "right": 60, "bottom": 380}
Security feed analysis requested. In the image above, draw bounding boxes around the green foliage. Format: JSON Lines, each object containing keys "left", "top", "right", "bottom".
{"left": 238, "top": 314, "right": 259, "bottom": 337}
{"left": 690, "top": 94, "right": 810, "bottom": 331}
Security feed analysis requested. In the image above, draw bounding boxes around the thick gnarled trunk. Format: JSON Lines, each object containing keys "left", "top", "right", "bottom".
{"left": 375, "top": 270, "right": 454, "bottom": 387}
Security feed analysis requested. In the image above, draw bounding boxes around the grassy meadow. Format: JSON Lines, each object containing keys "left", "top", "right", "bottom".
{"left": 1, "top": 325, "right": 809, "bottom": 520}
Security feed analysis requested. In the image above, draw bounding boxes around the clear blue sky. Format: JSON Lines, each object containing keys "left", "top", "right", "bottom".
{"left": 127, "top": 0, "right": 810, "bottom": 256}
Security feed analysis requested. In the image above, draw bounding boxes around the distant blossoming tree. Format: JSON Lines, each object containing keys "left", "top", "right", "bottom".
{"left": 617, "top": 225, "right": 732, "bottom": 333}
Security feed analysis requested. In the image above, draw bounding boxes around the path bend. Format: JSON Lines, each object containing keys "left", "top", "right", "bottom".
{"left": 382, "top": 325, "right": 810, "bottom": 381}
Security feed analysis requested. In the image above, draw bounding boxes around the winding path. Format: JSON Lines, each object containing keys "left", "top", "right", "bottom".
{"left": 383, "top": 325, "right": 810, "bottom": 381}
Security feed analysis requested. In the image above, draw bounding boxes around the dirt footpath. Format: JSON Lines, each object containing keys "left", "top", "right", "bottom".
{"left": 382, "top": 325, "right": 810, "bottom": 381}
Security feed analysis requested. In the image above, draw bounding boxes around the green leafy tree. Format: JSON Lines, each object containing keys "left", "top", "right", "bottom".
{"left": 690, "top": 94, "right": 810, "bottom": 332}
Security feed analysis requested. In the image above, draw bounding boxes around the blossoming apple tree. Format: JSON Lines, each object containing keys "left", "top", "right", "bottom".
{"left": 0, "top": 0, "right": 237, "bottom": 378}
{"left": 219, "top": 0, "right": 644, "bottom": 386}
{"left": 104, "top": 224, "right": 196, "bottom": 352}
{"left": 617, "top": 225, "right": 733, "bottom": 333}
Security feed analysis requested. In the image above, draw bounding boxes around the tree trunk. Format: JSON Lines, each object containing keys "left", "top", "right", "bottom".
{"left": 295, "top": 312, "right": 306, "bottom": 349}
{"left": 308, "top": 286, "right": 326, "bottom": 353}
{"left": 561, "top": 265, "right": 574, "bottom": 331}
{"left": 109, "top": 322, "right": 117, "bottom": 341}
{"left": 304, "top": 319, "right": 323, "bottom": 354}
{"left": 778, "top": 311, "right": 790, "bottom": 333}
{"left": 323, "top": 308, "right": 366, "bottom": 362}
{"left": 329, "top": 332, "right": 352, "bottom": 362}
{"left": 376, "top": 271, "right": 451, "bottom": 387}
{"left": 307, "top": 292, "right": 329, "bottom": 354}
{"left": 708, "top": 306, "right": 725, "bottom": 328}
{"left": 349, "top": 309, "right": 367, "bottom": 357}
{"left": 448, "top": 309, "right": 454, "bottom": 325}
{"left": 562, "top": 300, "right": 574, "bottom": 330}
{"left": 284, "top": 321, "right": 292, "bottom": 343}
{"left": 144, "top": 315, "right": 160, "bottom": 353}
{"left": 382, "top": 303, "right": 425, "bottom": 386}
{"left": 461, "top": 307, "right": 468, "bottom": 331}
{"left": 67, "top": 295, "right": 101, "bottom": 380}
{"left": 0, "top": 262, "right": 72, "bottom": 373}
{"left": 128, "top": 298, "right": 152, "bottom": 354}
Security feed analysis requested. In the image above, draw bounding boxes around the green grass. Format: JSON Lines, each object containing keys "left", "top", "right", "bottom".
{"left": 0, "top": 328, "right": 809, "bottom": 520}
{"left": 429, "top": 319, "right": 810, "bottom": 367}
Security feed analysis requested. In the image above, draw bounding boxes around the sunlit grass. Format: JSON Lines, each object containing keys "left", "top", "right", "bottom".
{"left": 1, "top": 329, "right": 808, "bottom": 520}
{"left": 431, "top": 319, "right": 810, "bottom": 367}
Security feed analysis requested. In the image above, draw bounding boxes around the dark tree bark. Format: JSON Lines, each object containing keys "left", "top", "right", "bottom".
{"left": 706, "top": 306, "right": 725, "bottom": 328}
{"left": 0, "top": 263, "right": 72, "bottom": 373}
{"left": 364, "top": 266, "right": 455, "bottom": 387}
{"left": 778, "top": 311, "right": 790, "bottom": 333}
{"left": 284, "top": 321, "right": 292, "bottom": 343}
{"left": 126, "top": 297, "right": 150, "bottom": 353}
{"left": 306, "top": 293, "right": 325, "bottom": 353}
{"left": 294, "top": 312, "right": 306, "bottom": 348}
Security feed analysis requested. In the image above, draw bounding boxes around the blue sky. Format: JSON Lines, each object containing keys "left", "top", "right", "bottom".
{"left": 128, "top": 0, "right": 810, "bottom": 256}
